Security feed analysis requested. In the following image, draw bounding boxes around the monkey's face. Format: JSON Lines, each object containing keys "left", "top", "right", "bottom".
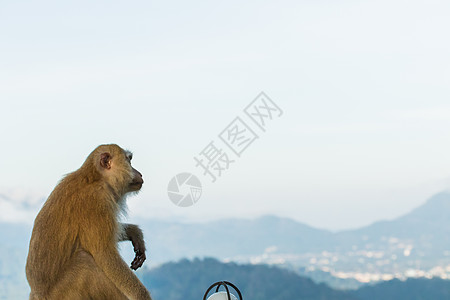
{"left": 124, "top": 151, "right": 144, "bottom": 193}
{"left": 128, "top": 167, "right": 144, "bottom": 192}
{"left": 98, "top": 146, "right": 144, "bottom": 194}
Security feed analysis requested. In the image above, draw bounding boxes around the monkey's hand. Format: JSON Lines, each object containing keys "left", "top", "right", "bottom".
{"left": 130, "top": 237, "right": 146, "bottom": 270}
{"left": 120, "top": 223, "right": 147, "bottom": 270}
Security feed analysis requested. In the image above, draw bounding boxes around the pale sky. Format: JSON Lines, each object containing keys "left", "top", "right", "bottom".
{"left": 1, "top": 0, "right": 450, "bottom": 230}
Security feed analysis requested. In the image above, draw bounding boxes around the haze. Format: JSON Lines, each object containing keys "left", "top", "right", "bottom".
{"left": 1, "top": 0, "right": 450, "bottom": 230}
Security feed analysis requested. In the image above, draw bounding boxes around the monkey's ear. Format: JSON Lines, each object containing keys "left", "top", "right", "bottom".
{"left": 100, "top": 152, "right": 112, "bottom": 170}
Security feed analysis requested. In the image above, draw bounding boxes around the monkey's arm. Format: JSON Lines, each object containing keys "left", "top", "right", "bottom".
{"left": 81, "top": 213, "right": 151, "bottom": 299}
{"left": 120, "top": 223, "right": 147, "bottom": 270}
{"left": 95, "top": 247, "right": 151, "bottom": 300}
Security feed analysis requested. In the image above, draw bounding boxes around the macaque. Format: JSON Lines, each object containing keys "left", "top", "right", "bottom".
{"left": 26, "top": 144, "right": 151, "bottom": 300}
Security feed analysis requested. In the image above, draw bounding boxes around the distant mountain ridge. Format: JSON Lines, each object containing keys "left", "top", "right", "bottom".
{"left": 336, "top": 191, "right": 450, "bottom": 255}
{"left": 349, "top": 191, "right": 450, "bottom": 236}
{"left": 1, "top": 191, "right": 450, "bottom": 298}
{"left": 135, "top": 192, "right": 450, "bottom": 263}
{"left": 130, "top": 192, "right": 450, "bottom": 288}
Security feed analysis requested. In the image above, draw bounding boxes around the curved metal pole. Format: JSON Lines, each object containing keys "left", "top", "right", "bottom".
{"left": 203, "top": 281, "right": 243, "bottom": 300}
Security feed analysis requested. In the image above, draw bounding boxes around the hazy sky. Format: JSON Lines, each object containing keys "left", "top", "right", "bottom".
{"left": 1, "top": 0, "right": 450, "bottom": 230}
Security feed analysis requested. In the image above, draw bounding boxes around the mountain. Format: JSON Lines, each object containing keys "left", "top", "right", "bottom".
{"left": 1, "top": 191, "right": 450, "bottom": 298}
{"left": 141, "top": 257, "right": 358, "bottom": 300}
{"left": 332, "top": 192, "right": 450, "bottom": 272}
{"left": 132, "top": 192, "right": 450, "bottom": 261}
{"left": 339, "top": 191, "right": 450, "bottom": 244}
{"left": 132, "top": 192, "right": 450, "bottom": 287}
{"left": 352, "top": 278, "right": 450, "bottom": 300}
{"left": 134, "top": 215, "right": 334, "bottom": 263}
{"left": 139, "top": 258, "right": 450, "bottom": 300}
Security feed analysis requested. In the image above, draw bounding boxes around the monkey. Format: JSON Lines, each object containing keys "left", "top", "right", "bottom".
{"left": 26, "top": 144, "right": 152, "bottom": 300}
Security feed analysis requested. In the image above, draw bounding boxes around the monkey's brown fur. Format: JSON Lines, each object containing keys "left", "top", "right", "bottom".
{"left": 26, "top": 144, "right": 151, "bottom": 300}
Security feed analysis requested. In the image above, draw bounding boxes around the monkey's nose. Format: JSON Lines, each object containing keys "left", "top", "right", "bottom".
{"left": 135, "top": 176, "right": 144, "bottom": 185}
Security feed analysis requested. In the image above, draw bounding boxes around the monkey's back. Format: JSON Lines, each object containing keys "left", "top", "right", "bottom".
{"left": 26, "top": 174, "right": 97, "bottom": 295}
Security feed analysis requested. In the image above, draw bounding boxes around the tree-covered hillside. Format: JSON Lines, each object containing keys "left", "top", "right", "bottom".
{"left": 352, "top": 277, "right": 450, "bottom": 300}
{"left": 140, "top": 258, "right": 450, "bottom": 300}
{"left": 142, "top": 258, "right": 356, "bottom": 300}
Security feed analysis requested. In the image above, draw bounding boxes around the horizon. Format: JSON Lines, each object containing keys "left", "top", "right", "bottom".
{"left": 1, "top": 189, "right": 448, "bottom": 232}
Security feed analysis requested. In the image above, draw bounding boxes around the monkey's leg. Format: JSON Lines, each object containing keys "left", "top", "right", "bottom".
{"left": 49, "top": 250, "right": 128, "bottom": 300}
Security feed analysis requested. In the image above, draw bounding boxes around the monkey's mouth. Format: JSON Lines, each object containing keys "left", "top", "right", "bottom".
{"left": 130, "top": 180, "right": 144, "bottom": 189}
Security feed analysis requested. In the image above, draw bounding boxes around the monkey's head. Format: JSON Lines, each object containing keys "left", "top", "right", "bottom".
{"left": 88, "top": 144, "right": 144, "bottom": 195}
